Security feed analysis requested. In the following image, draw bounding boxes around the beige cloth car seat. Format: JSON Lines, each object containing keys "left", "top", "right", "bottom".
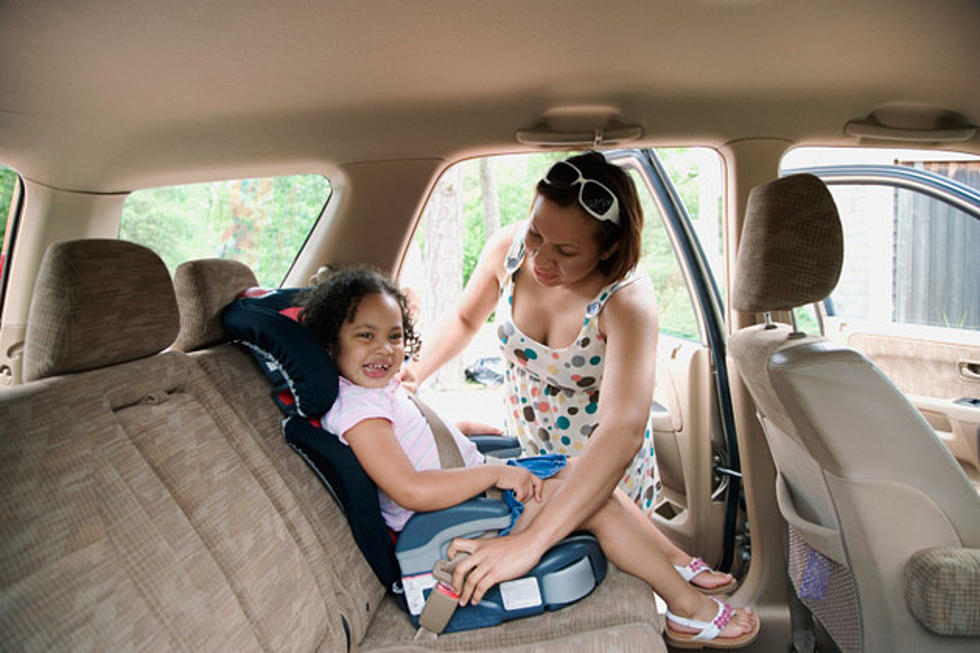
{"left": 728, "top": 174, "right": 980, "bottom": 652}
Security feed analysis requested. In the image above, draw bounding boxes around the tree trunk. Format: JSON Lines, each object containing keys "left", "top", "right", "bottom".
{"left": 479, "top": 158, "right": 500, "bottom": 239}
{"left": 421, "top": 165, "right": 464, "bottom": 389}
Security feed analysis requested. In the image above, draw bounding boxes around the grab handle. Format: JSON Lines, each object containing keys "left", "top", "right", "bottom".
{"left": 959, "top": 360, "right": 980, "bottom": 381}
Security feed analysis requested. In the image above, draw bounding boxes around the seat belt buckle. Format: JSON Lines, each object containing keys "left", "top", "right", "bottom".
{"left": 417, "top": 555, "right": 467, "bottom": 634}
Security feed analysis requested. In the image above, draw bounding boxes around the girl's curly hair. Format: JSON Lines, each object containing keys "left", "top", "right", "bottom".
{"left": 298, "top": 265, "right": 421, "bottom": 359}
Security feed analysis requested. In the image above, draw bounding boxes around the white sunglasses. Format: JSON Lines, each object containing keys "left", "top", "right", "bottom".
{"left": 542, "top": 160, "right": 621, "bottom": 225}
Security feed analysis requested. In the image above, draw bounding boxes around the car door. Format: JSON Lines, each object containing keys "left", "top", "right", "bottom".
{"left": 785, "top": 163, "right": 980, "bottom": 490}
{"left": 609, "top": 149, "right": 745, "bottom": 574}
{"left": 402, "top": 149, "right": 748, "bottom": 575}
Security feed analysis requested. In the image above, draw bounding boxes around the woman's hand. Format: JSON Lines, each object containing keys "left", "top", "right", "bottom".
{"left": 447, "top": 533, "right": 545, "bottom": 605}
{"left": 494, "top": 466, "right": 542, "bottom": 503}
{"left": 455, "top": 420, "right": 503, "bottom": 436}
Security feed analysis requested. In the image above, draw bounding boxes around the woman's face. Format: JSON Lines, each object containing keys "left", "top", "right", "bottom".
{"left": 524, "top": 195, "right": 610, "bottom": 288}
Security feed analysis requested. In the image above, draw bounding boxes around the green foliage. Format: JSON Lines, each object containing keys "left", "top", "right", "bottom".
{"left": 0, "top": 166, "right": 18, "bottom": 247}
{"left": 793, "top": 305, "right": 821, "bottom": 334}
{"left": 120, "top": 175, "right": 330, "bottom": 287}
{"left": 455, "top": 152, "right": 568, "bottom": 287}
{"left": 412, "top": 149, "right": 719, "bottom": 341}
{"left": 629, "top": 166, "right": 701, "bottom": 340}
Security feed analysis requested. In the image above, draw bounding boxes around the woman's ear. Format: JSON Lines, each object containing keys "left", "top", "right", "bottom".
{"left": 600, "top": 241, "right": 620, "bottom": 261}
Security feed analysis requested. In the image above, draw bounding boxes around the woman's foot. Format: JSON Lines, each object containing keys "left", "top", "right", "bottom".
{"left": 674, "top": 557, "right": 737, "bottom": 594}
{"left": 665, "top": 596, "right": 759, "bottom": 649}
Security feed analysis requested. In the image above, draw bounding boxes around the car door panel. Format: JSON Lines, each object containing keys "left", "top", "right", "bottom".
{"left": 651, "top": 334, "right": 727, "bottom": 565}
{"left": 786, "top": 163, "right": 980, "bottom": 491}
{"left": 825, "top": 320, "right": 980, "bottom": 487}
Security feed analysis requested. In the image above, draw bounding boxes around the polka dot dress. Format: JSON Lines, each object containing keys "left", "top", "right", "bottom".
{"left": 496, "top": 224, "right": 662, "bottom": 515}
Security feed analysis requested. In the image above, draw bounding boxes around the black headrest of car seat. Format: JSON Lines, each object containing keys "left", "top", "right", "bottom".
{"left": 221, "top": 288, "right": 338, "bottom": 418}
{"left": 221, "top": 288, "right": 401, "bottom": 590}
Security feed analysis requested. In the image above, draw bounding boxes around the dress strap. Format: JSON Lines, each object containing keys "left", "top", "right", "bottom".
{"left": 585, "top": 266, "right": 647, "bottom": 318}
{"left": 503, "top": 220, "right": 527, "bottom": 275}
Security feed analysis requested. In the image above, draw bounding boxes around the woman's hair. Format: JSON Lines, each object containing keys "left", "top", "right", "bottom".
{"left": 298, "top": 265, "right": 421, "bottom": 358}
{"left": 536, "top": 151, "right": 643, "bottom": 281}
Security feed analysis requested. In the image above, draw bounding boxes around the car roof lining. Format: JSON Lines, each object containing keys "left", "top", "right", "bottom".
{"left": 1, "top": 0, "right": 977, "bottom": 191}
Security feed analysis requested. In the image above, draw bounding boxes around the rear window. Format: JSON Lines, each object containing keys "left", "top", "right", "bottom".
{"left": 121, "top": 175, "right": 330, "bottom": 287}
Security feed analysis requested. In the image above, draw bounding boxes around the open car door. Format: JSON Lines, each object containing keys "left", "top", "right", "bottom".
{"left": 785, "top": 162, "right": 980, "bottom": 491}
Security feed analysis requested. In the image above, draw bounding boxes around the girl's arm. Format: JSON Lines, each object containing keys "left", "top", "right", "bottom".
{"left": 400, "top": 224, "right": 518, "bottom": 390}
{"left": 448, "top": 280, "right": 659, "bottom": 603}
{"left": 344, "top": 417, "right": 540, "bottom": 512}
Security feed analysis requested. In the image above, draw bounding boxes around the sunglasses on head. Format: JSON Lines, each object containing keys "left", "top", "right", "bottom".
{"left": 542, "top": 160, "right": 621, "bottom": 225}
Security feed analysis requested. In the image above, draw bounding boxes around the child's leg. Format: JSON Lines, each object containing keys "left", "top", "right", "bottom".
{"left": 510, "top": 468, "right": 756, "bottom": 642}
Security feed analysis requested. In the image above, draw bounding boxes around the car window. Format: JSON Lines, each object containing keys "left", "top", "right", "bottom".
{"left": 121, "top": 174, "right": 330, "bottom": 287}
{"left": 0, "top": 164, "right": 23, "bottom": 310}
{"left": 399, "top": 152, "right": 567, "bottom": 405}
{"left": 626, "top": 165, "right": 701, "bottom": 341}
{"left": 399, "top": 151, "right": 705, "bottom": 421}
{"left": 781, "top": 147, "right": 980, "bottom": 334}
{"left": 657, "top": 148, "right": 725, "bottom": 309}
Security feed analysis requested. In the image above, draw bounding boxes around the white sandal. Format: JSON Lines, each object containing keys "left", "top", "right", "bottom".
{"left": 664, "top": 597, "right": 760, "bottom": 650}
{"left": 674, "top": 557, "right": 736, "bottom": 594}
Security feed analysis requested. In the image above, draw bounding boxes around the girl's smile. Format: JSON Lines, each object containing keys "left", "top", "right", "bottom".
{"left": 334, "top": 292, "right": 406, "bottom": 388}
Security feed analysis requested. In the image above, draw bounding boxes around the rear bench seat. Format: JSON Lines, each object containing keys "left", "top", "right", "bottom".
{"left": 0, "top": 241, "right": 665, "bottom": 651}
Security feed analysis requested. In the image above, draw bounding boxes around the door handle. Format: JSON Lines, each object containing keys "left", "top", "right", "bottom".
{"left": 959, "top": 360, "right": 980, "bottom": 381}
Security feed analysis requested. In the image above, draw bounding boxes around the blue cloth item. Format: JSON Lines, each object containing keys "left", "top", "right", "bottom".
{"left": 499, "top": 454, "right": 567, "bottom": 535}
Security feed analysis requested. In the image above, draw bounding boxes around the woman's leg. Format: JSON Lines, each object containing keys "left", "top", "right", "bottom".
{"left": 510, "top": 468, "right": 755, "bottom": 641}
{"left": 617, "top": 487, "right": 735, "bottom": 591}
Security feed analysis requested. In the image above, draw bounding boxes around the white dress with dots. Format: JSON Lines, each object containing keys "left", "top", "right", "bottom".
{"left": 495, "top": 224, "right": 662, "bottom": 515}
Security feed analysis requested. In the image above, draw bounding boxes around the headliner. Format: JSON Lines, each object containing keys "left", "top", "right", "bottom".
{"left": 1, "top": 0, "right": 978, "bottom": 191}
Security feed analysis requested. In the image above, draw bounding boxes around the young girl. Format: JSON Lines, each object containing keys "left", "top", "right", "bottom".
{"left": 300, "top": 266, "right": 759, "bottom": 649}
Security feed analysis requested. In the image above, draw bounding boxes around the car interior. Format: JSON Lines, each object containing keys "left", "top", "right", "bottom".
{"left": 1, "top": 2, "right": 978, "bottom": 652}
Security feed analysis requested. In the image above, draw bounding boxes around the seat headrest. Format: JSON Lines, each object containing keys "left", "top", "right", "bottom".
{"left": 221, "top": 288, "right": 339, "bottom": 418}
{"left": 172, "top": 258, "right": 259, "bottom": 352}
{"left": 23, "top": 239, "right": 179, "bottom": 381}
{"left": 732, "top": 174, "right": 843, "bottom": 313}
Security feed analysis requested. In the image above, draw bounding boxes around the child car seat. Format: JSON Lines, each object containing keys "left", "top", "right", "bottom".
{"left": 222, "top": 287, "right": 607, "bottom": 634}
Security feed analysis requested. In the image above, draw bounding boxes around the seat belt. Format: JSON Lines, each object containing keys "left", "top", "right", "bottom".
{"left": 406, "top": 392, "right": 465, "bottom": 468}
{"left": 405, "top": 392, "right": 499, "bottom": 636}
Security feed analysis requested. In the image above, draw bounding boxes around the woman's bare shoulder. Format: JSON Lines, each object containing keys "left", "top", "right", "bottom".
{"left": 479, "top": 221, "right": 524, "bottom": 279}
{"left": 600, "top": 276, "right": 658, "bottom": 331}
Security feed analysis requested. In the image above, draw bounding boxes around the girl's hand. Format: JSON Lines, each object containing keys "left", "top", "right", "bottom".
{"left": 494, "top": 466, "right": 542, "bottom": 503}
{"left": 397, "top": 364, "right": 420, "bottom": 393}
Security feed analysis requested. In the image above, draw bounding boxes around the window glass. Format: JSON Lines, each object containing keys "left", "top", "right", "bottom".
{"left": 1, "top": 164, "right": 22, "bottom": 305}
{"left": 0, "top": 166, "right": 16, "bottom": 229}
{"left": 782, "top": 147, "right": 980, "bottom": 332}
{"left": 656, "top": 148, "right": 725, "bottom": 307}
{"left": 400, "top": 153, "right": 566, "bottom": 398}
{"left": 401, "top": 151, "right": 704, "bottom": 379}
{"left": 627, "top": 166, "right": 700, "bottom": 340}
{"left": 121, "top": 175, "right": 330, "bottom": 287}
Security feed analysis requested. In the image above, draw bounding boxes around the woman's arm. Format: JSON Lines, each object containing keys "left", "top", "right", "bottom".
{"left": 400, "top": 224, "right": 518, "bottom": 390}
{"left": 521, "top": 278, "right": 659, "bottom": 539}
{"left": 448, "top": 280, "right": 660, "bottom": 603}
{"left": 345, "top": 417, "right": 540, "bottom": 511}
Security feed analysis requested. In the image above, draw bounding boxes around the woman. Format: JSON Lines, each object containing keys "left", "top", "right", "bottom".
{"left": 401, "top": 152, "right": 736, "bottom": 602}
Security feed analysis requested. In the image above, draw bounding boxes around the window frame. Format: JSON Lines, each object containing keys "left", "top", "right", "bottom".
{"left": 782, "top": 164, "right": 980, "bottom": 329}
{"left": 610, "top": 148, "right": 743, "bottom": 571}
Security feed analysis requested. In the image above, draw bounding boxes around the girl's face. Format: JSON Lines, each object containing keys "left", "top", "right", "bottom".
{"left": 334, "top": 291, "right": 406, "bottom": 388}
{"left": 523, "top": 195, "right": 612, "bottom": 288}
